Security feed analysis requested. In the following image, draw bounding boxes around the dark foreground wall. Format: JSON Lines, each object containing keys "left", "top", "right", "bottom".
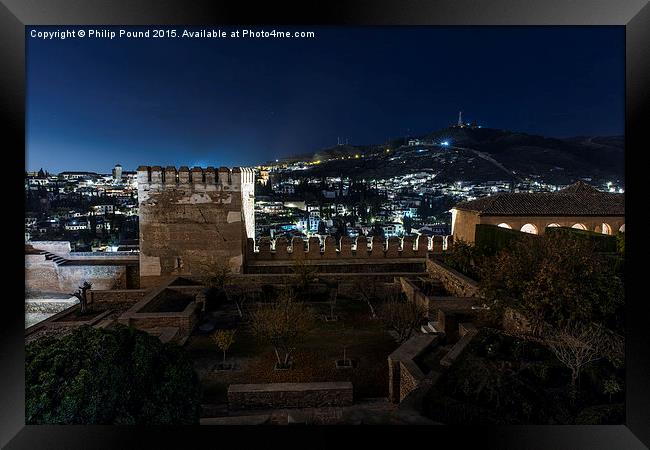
{"left": 228, "top": 382, "right": 353, "bottom": 410}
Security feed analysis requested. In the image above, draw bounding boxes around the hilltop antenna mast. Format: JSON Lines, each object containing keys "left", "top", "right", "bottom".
{"left": 457, "top": 111, "right": 463, "bottom": 126}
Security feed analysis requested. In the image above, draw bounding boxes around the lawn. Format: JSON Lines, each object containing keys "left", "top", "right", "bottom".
{"left": 185, "top": 294, "right": 400, "bottom": 406}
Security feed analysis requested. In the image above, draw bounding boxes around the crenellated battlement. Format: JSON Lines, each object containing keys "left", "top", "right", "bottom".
{"left": 246, "top": 235, "right": 453, "bottom": 261}
{"left": 137, "top": 165, "right": 255, "bottom": 187}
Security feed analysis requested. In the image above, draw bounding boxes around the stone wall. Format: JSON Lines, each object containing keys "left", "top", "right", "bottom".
{"left": 137, "top": 165, "right": 255, "bottom": 285}
{"left": 228, "top": 382, "right": 353, "bottom": 410}
{"left": 28, "top": 241, "right": 71, "bottom": 255}
{"left": 89, "top": 288, "right": 150, "bottom": 304}
{"left": 388, "top": 334, "right": 438, "bottom": 403}
{"left": 25, "top": 255, "right": 59, "bottom": 293}
{"left": 426, "top": 258, "right": 479, "bottom": 298}
{"left": 25, "top": 254, "right": 131, "bottom": 294}
{"left": 57, "top": 265, "right": 128, "bottom": 292}
{"left": 117, "top": 284, "right": 201, "bottom": 341}
{"left": 399, "top": 277, "right": 430, "bottom": 311}
{"left": 440, "top": 327, "right": 478, "bottom": 367}
{"left": 246, "top": 259, "right": 427, "bottom": 275}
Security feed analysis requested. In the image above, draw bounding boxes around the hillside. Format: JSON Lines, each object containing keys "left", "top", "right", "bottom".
{"left": 272, "top": 127, "right": 624, "bottom": 185}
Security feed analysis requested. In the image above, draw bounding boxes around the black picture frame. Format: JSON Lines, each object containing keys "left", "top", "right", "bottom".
{"left": 2, "top": 0, "right": 648, "bottom": 448}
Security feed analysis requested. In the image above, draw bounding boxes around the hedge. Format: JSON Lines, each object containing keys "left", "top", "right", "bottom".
{"left": 474, "top": 224, "right": 538, "bottom": 256}
{"left": 475, "top": 224, "right": 619, "bottom": 255}
{"left": 544, "top": 226, "right": 618, "bottom": 253}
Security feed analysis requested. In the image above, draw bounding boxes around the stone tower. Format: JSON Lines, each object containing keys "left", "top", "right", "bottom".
{"left": 137, "top": 165, "right": 255, "bottom": 287}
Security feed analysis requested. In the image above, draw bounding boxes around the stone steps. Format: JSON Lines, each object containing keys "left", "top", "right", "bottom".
{"left": 420, "top": 321, "right": 441, "bottom": 334}
{"left": 40, "top": 250, "right": 68, "bottom": 266}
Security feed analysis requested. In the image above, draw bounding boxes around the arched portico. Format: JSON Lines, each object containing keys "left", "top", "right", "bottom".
{"left": 595, "top": 223, "right": 613, "bottom": 235}
{"left": 520, "top": 223, "right": 538, "bottom": 234}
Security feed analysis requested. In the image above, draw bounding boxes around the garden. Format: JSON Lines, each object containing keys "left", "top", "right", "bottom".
{"left": 423, "top": 224, "right": 626, "bottom": 425}
{"left": 423, "top": 327, "right": 624, "bottom": 425}
{"left": 186, "top": 291, "right": 403, "bottom": 407}
{"left": 182, "top": 261, "right": 427, "bottom": 410}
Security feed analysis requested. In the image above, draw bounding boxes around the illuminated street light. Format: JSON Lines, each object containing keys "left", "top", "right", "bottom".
{"left": 441, "top": 141, "right": 449, "bottom": 146}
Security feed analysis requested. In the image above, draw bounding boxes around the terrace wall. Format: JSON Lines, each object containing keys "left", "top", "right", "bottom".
{"left": 425, "top": 258, "right": 479, "bottom": 298}
{"left": 228, "top": 382, "right": 353, "bottom": 410}
{"left": 25, "top": 254, "right": 131, "bottom": 294}
{"left": 388, "top": 334, "right": 438, "bottom": 403}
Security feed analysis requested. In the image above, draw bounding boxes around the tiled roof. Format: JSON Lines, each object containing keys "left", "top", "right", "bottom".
{"left": 454, "top": 183, "right": 624, "bottom": 216}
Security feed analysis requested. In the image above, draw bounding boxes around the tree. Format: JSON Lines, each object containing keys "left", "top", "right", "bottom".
{"left": 291, "top": 258, "right": 318, "bottom": 294}
{"left": 25, "top": 325, "right": 201, "bottom": 424}
{"left": 352, "top": 278, "right": 381, "bottom": 319}
{"left": 442, "top": 239, "right": 482, "bottom": 280}
{"left": 72, "top": 281, "right": 93, "bottom": 314}
{"left": 544, "top": 322, "right": 609, "bottom": 391}
{"left": 479, "top": 232, "right": 624, "bottom": 335}
{"left": 212, "top": 329, "right": 236, "bottom": 366}
{"left": 378, "top": 295, "right": 425, "bottom": 343}
{"left": 249, "top": 289, "right": 314, "bottom": 369}
{"left": 202, "top": 261, "right": 232, "bottom": 290}
{"left": 201, "top": 261, "right": 232, "bottom": 309}
{"left": 224, "top": 284, "right": 255, "bottom": 319}
{"left": 603, "top": 377, "right": 622, "bottom": 403}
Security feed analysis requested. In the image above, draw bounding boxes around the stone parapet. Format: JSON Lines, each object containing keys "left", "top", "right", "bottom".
{"left": 247, "top": 235, "right": 452, "bottom": 261}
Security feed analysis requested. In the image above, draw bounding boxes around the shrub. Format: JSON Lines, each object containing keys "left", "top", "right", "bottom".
{"left": 478, "top": 231, "right": 624, "bottom": 334}
{"left": 442, "top": 239, "right": 482, "bottom": 280}
{"left": 574, "top": 403, "right": 624, "bottom": 425}
{"left": 26, "top": 325, "right": 201, "bottom": 424}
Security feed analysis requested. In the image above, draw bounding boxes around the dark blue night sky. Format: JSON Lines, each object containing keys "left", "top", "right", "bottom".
{"left": 26, "top": 26, "right": 624, "bottom": 173}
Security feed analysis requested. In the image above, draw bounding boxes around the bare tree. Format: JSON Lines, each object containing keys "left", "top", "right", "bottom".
{"left": 224, "top": 284, "right": 256, "bottom": 319}
{"left": 352, "top": 278, "right": 379, "bottom": 319}
{"left": 378, "top": 294, "right": 425, "bottom": 343}
{"left": 545, "top": 322, "right": 610, "bottom": 390}
{"left": 325, "top": 285, "right": 338, "bottom": 321}
{"left": 249, "top": 289, "right": 314, "bottom": 369}
{"left": 72, "top": 281, "right": 93, "bottom": 314}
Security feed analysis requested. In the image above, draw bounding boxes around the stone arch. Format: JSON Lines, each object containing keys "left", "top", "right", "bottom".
{"left": 497, "top": 223, "right": 512, "bottom": 229}
{"left": 599, "top": 223, "right": 612, "bottom": 235}
{"left": 520, "top": 223, "right": 538, "bottom": 234}
{"left": 619, "top": 224, "right": 625, "bottom": 233}
{"left": 571, "top": 223, "right": 588, "bottom": 230}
